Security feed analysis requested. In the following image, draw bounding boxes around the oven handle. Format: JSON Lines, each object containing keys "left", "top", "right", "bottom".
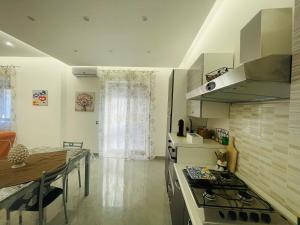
{"left": 168, "top": 146, "right": 176, "bottom": 160}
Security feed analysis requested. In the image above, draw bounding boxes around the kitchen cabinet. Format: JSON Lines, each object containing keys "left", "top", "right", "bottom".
{"left": 167, "top": 69, "right": 188, "bottom": 134}
{"left": 186, "top": 53, "right": 232, "bottom": 118}
{"left": 187, "top": 100, "right": 229, "bottom": 118}
{"left": 183, "top": 205, "right": 192, "bottom": 225}
{"left": 187, "top": 53, "right": 233, "bottom": 93}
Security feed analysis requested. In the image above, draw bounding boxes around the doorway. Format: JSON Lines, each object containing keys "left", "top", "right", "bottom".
{"left": 98, "top": 71, "right": 154, "bottom": 160}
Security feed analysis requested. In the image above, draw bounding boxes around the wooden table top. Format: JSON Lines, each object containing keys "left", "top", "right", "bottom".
{"left": 0, "top": 151, "right": 67, "bottom": 188}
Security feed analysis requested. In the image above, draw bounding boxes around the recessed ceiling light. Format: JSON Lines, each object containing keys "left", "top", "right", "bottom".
{"left": 5, "top": 41, "right": 14, "bottom": 47}
{"left": 74, "top": 49, "right": 78, "bottom": 53}
{"left": 83, "top": 16, "right": 90, "bottom": 22}
{"left": 147, "top": 50, "right": 151, "bottom": 54}
{"left": 142, "top": 16, "right": 148, "bottom": 22}
{"left": 27, "top": 16, "right": 36, "bottom": 21}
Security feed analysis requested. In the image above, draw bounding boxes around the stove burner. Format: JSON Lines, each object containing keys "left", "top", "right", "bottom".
{"left": 203, "top": 189, "right": 216, "bottom": 201}
{"left": 237, "top": 190, "right": 253, "bottom": 204}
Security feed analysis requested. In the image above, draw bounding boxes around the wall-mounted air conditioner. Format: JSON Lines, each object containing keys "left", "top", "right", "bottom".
{"left": 72, "top": 67, "right": 98, "bottom": 77}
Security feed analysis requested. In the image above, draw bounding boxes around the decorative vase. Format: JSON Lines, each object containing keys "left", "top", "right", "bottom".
{"left": 7, "top": 144, "right": 29, "bottom": 168}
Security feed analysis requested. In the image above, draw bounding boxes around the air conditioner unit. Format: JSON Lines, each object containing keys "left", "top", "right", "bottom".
{"left": 72, "top": 67, "right": 98, "bottom": 77}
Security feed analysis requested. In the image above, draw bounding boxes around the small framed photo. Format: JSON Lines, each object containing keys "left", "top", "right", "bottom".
{"left": 32, "top": 90, "right": 48, "bottom": 106}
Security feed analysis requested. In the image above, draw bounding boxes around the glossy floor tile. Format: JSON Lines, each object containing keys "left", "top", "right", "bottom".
{"left": 0, "top": 157, "right": 171, "bottom": 225}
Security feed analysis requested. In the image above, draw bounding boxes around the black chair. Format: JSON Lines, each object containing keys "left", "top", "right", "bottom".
{"left": 7, "top": 163, "right": 69, "bottom": 225}
{"left": 27, "top": 163, "right": 69, "bottom": 225}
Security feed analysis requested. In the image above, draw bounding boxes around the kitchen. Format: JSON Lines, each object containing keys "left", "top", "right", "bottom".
{"left": 166, "top": 3, "right": 300, "bottom": 225}
{"left": 0, "top": 0, "right": 299, "bottom": 225}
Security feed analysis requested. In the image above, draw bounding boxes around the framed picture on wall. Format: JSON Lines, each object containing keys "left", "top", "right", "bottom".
{"left": 75, "top": 91, "right": 95, "bottom": 112}
{"left": 32, "top": 90, "right": 48, "bottom": 106}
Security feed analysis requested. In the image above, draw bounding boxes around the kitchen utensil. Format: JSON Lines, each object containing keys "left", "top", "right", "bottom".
{"left": 226, "top": 137, "right": 238, "bottom": 173}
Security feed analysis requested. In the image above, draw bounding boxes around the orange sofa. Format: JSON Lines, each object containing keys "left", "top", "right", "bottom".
{"left": 0, "top": 131, "right": 16, "bottom": 157}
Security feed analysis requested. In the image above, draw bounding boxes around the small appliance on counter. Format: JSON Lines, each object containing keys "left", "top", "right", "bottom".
{"left": 177, "top": 119, "right": 184, "bottom": 137}
{"left": 186, "top": 132, "right": 203, "bottom": 144}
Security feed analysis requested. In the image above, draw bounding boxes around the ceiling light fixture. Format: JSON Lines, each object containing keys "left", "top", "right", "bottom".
{"left": 83, "top": 16, "right": 90, "bottom": 22}
{"left": 142, "top": 16, "right": 148, "bottom": 22}
{"left": 27, "top": 16, "right": 36, "bottom": 21}
{"left": 5, "top": 41, "right": 14, "bottom": 47}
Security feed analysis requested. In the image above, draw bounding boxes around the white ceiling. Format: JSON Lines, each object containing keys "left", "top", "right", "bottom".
{"left": 0, "top": 31, "right": 46, "bottom": 57}
{"left": 0, "top": 0, "right": 215, "bottom": 67}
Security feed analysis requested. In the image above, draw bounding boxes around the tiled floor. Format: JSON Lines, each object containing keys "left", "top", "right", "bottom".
{"left": 0, "top": 157, "right": 172, "bottom": 225}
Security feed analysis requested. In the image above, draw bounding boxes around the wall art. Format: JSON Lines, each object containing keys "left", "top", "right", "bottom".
{"left": 75, "top": 91, "right": 95, "bottom": 112}
{"left": 32, "top": 90, "right": 48, "bottom": 106}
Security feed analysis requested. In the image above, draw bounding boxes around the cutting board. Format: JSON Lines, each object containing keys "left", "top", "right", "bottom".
{"left": 227, "top": 137, "right": 238, "bottom": 173}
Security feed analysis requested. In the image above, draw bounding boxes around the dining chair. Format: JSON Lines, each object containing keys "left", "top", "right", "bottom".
{"left": 63, "top": 141, "right": 83, "bottom": 191}
{"left": 0, "top": 131, "right": 16, "bottom": 157}
{"left": 6, "top": 163, "right": 69, "bottom": 225}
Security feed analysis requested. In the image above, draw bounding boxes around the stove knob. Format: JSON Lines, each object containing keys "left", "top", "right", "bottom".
{"left": 261, "top": 213, "right": 271, "bottom": 224}
{"left": 228, "top": 211, "right": 237, "bottom": 220}
{"left": 239, "top": 212, "right": 248, "bottom": 221}
{"left": 250, "top": 212, "right": 259, "bottom": 223}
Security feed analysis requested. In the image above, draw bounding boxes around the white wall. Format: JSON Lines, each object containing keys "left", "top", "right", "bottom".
{"left": 61, "top": 68, "right": 100, "bottom": 154}
{"left": 0, "top": 57, "right": 171, "bottom": 155}
{"left": 0, "top": 57, "right": 65, "bottom": 148}
{"left": 180, "top": 0, "right": 295, "bottom": 69}
{"left": 61, "top": 68, "right": 172, "bottom": 156}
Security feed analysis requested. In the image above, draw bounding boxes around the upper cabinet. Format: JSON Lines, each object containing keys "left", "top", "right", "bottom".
{"left": 187, "top": 100, "right": 229, "bottom": 118}
{"left": 187, "top": 53, "right": 234, "bottom": 93}
{"left": 186, "top": 53, "right": 233, "bottom": 118}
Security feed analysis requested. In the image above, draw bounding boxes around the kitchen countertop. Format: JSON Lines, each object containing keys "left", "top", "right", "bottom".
{"left": 174, "top": 163, "right": 215, "bottom": 225}
{"left": 169, "top": 133, "right": 225, "bottom": 148}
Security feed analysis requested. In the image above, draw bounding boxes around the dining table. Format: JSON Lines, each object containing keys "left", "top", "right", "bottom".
{"left": 0, "top": 146, "right": 91, "bottom": 210}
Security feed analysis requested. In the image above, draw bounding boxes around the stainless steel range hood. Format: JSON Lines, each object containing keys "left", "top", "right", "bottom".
{"left": 187, "top": 8, "right": 293, "bottom": 103}
{"left": 187, "top": 54, "right": 291, "bottom": 102}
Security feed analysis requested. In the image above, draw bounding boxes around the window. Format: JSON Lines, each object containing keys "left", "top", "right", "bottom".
{"left": 0, "top": 76, "right": 13, "bottom": 130}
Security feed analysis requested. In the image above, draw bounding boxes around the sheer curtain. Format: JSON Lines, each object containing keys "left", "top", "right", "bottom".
{"left": 98, "top": 70, "right": 156, "bottom": 160}
{"left": 0, "top": 66, "right": 16, "bottom": 131}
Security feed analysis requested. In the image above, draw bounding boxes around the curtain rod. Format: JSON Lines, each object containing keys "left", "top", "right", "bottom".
{"left": 0, "top": 65, "right": 20, "bottom": 68}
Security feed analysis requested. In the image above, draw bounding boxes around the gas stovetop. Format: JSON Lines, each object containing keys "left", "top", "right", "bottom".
{"left": 183, "top": 169, "right": 290, "bottom": 225}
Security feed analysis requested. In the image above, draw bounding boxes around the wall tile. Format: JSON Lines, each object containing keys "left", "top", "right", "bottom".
{"left": 230, "top": 102, "right": 290, "bottom": 211}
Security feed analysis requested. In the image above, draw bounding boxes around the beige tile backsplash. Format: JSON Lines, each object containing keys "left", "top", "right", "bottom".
{"left": 229, "top": 1, "right": 300, "bottom": 217}
{"left": 230, "top": 102, "right": 291, "bottom": 210}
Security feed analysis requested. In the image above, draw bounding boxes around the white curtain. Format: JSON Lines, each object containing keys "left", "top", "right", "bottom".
{"left": 98, "top": 70, "right": 156, "bottom": 160}
{"left": 0, "top": 66, "right": 16, "bottom": 131}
